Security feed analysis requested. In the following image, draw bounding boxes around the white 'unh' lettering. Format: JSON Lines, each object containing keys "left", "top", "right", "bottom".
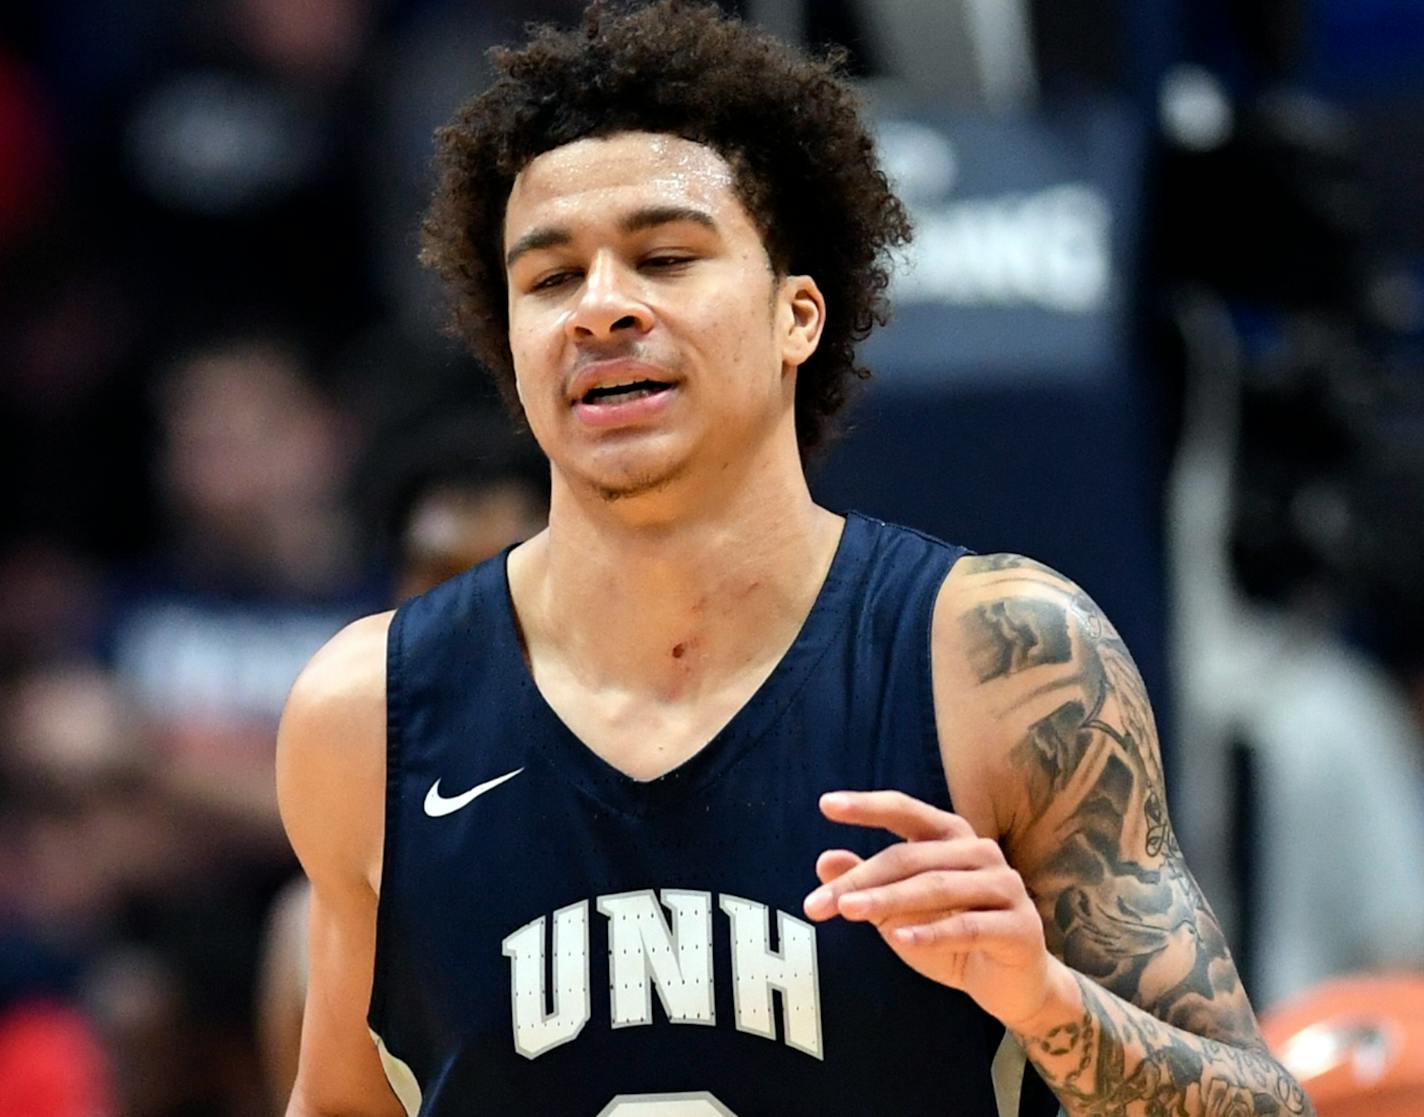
{"left": 599, "top": 890, "right": 715, "bottom": 1028}
{"left": 720, "top": 894, "right": 823, "bottom": 1059}
{"left": 504, "top": 891, "right": 822, "bottom": 1061}
{"left": 502, "top": 900, "right": 591, "bottom": 1059}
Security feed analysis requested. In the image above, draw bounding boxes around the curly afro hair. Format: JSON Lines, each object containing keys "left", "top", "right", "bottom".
{"left": 421, "top": 0, "right": 913, "bottom": 457}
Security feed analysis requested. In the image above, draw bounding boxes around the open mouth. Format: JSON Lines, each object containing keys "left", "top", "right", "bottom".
{"left": 581, "top": 380, "right": 674, "bottom": 406}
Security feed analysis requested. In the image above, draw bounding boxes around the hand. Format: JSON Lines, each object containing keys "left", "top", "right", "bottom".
{"left": 803, "top": 790, "right": 1056, "bottom": 1029}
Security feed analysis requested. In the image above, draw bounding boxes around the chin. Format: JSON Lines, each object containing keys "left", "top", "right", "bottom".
{"left": 594, "top": 476, "right": 676, "bottom": 503}
{"left": 589, "top": 457, "right": 689, "bottom": 503}
{"left": 571, "top": 436, "right": 694, "bottom": 505}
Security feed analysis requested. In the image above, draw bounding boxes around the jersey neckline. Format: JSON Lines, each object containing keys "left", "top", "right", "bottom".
{"left": 493, "top": 511, "right": 877, "bottom": 816}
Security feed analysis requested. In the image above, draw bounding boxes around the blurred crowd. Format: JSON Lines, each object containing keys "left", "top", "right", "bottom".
{"left": 1, "top": 0, "right": 1423, "bottom": 1114}
{"left": 1, "top": 2, "right": 564, "bottom": 1110}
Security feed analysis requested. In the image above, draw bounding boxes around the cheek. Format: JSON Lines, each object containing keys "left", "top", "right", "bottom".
{"left": 508, "top": 316, "right": 563, "bottom": 396}
{"left": 703, "top": 274, "right": 774, "bottom": 355}
{"left": 507, "top": 313, "right": 539, "bottom": 364}
{"left": 509, "top": 290, "right": 570, "bottom": 345}
{"left": 719, "top": 296, "right": 782, "bottom": 386}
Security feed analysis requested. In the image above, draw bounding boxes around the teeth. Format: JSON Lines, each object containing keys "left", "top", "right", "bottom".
{"left": 583, "top": 379, "right": 670, "bottom": 404}
{"left": 592, "top": 386, "right": 655, "bottom": 404}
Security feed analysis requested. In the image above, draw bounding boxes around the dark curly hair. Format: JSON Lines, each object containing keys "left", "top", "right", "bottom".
{"left": 421, "top": 0, "right": 912, "bottom": 456}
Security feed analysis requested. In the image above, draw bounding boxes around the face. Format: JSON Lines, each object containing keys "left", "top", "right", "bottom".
{"left": 503, "top": 132, "right": 823, "bottom": 503}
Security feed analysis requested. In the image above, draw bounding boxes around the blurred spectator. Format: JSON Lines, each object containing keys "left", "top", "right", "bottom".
{"left": 362, "top": 405, "right": 550, "bottom": 601}
{"left": 52, "top": 0, "right": 382, "bottom": 348}
{"left": 106, "top": 334, "right": 375, "bottom": 849}
{"left": 1165, "top": 213, "right": 1424, "bottom": 1014}
{"left": 2, "top": 657, "right": 302, "bottom": 1117}
{"left": 5, "top": 665, "right": 173, "bottom": 931}
{"left": 0, "top": 664, "right": 153, "bottom": 1117}
{"left": 83, "top": 947, "right": 191, "bottom": 1117}
{"left": 0, "top": 542, "right": 105, "bottom": 675}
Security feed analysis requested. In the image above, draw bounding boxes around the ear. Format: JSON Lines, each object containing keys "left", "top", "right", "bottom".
{"left": 778, "top": 275, "right": 826, "bottom": 372}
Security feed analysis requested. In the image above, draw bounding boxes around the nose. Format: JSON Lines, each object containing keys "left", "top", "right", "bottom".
{"left": 565, "top": 252, "right": 652, "bottom": 343}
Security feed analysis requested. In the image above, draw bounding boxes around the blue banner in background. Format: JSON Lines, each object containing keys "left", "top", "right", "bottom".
{"left": 865, "top": 101, "right": 1146, "bottom": 387}
{"left": 814, "top": 98, "right": 1166, "bottom": 733}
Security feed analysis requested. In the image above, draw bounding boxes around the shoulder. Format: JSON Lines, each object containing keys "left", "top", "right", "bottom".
{"left": 930, "top": 553, "right": 1139, "bottom": 839}
{"left": 281, "top": 611, "right": 395, "bottom": 747}
{"left": 934, "top": 550, "right": 1119, "bottom": 685}
{"left": 276, "top": 611, "right": 396, "bottom": 892}
{"left": 933, "top": 550, "right": 1114, "bottom": 690}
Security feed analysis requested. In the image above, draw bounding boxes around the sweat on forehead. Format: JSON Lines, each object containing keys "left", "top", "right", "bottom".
{"left": 511, "top": 134, "right": 736, "bottom": 207}
{"left": 503, "top": 133, "right": 750, "bottom": 251}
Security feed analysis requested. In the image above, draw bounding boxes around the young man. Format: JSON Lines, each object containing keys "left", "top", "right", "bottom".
{"left": 277, "top": 3, "right": 1313, "bottom": 1114}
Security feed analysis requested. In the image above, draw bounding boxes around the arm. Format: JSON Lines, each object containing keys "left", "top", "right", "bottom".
{"left": 953, "top": 554, "right": 1310, "bottom": 1114}
{"left": 804, "top": 554, "right": 1312, "bottom": 1116}
{"left": 275, "top": 612, "right": 407, "bottom": 1117}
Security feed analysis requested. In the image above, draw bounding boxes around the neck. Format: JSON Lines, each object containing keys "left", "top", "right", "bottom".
{"left": 509, "top": 444, "right": 842, "bottom": 699}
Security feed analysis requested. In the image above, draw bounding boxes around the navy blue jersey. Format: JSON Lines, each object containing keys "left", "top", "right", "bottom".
{"left": 370, "top": 512, "right": 1059, "bottom": 1115}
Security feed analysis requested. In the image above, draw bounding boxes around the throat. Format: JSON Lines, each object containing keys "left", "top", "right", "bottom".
{"left": 533, "top": 656, "right": 771, "bottom": 782}
{"left": 514, "top": 508, "right": 846, "bottom": 705}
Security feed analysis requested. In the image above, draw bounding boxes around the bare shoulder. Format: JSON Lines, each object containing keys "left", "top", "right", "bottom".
{"left": 277, "top": 611, "right": 396, "bottom": 893}
{"left": 930, "top": 552, "right": 1116, "bottom": 837}
{"left": 286, "top": 610, "right": 394, "bottom": 715}
{"left": 931, "top": 549, "right": 1159, "bottom": 854}
{"left": 931, "top": 554, "right": 1262, "bottom": 1044}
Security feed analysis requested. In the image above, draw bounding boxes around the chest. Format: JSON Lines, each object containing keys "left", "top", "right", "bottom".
{"left": 524, "top": 643, "right": 795, "bottom": 781}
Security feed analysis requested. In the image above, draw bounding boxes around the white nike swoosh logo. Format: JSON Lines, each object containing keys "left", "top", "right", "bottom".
{"left": 423, "top": 767, "right": 524, "bottom": 818}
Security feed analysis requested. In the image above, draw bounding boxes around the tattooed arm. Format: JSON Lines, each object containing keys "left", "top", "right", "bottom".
{"left": 946, "top": 553, "right": 1310, "bottom": 1116}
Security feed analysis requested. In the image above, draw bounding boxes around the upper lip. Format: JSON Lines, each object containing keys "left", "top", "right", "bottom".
{"left": 568, "top": 357, "right": 678, "bottom": 404}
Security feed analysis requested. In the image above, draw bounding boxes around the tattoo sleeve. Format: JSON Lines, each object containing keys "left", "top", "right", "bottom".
{"left": 1020, "top": 972, "right": 1310, "bottom": 1117}
{"left": 955, "top": 554, "right": 1314, "bottom": 1117}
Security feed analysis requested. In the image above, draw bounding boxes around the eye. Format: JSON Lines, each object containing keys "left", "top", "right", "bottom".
{"left": 640, "top": 254, "right": 694, "bottom": 272}
{"left": 530, "top": 270, "right": 579, "bottom": 292}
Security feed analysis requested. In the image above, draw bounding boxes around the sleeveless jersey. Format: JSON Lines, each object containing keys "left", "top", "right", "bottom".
{"left": 370, "top": 512, "right": 1059, "bottom": 1116}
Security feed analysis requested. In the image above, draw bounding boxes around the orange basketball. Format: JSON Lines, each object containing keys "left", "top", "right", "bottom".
{"left": 1260, "top": 973, "right": 1424, "bottom": 1117}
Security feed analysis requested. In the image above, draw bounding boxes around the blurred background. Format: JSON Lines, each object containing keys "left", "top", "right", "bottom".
{"left": 1, "top": 0, "right": 1423, "bottom": 1113}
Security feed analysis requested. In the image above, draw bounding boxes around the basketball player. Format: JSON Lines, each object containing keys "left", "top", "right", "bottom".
{"left": 277, "top": 3, "right": 1313, "bottom": 1114}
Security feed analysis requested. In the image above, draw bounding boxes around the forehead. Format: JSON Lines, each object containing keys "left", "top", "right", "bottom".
{"left": 504, "top": 131, "right": 749, "bottom": 239}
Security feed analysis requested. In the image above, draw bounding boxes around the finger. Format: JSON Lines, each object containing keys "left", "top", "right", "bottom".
{"left": 804, "top": 839, "right": 1001, "bottom": 920}
{"left": 826, "top": 839, "right": 998, "bottom": 897}
{"left": 820, "top": 790, "right": 975, "bottom": 843}
{"left": 836, "top": 867, "right": 1023, "bottom": 923}
{"left": 890, "top": 909, "right": 1026, "bottom": 951}
{"left": 815, "top": 849, "right": 862, "bottom": 885}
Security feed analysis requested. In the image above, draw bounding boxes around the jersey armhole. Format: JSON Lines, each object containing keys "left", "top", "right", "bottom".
{"left": 919, "top": 546, "right": 974, "bottom": 817}
{"left": 367, "top": 602, "right": 410, "bottom": 1034}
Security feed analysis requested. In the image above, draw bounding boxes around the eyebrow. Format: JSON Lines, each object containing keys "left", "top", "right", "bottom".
{"left": 504, "top": 205, "right": 719, "bottom": 270}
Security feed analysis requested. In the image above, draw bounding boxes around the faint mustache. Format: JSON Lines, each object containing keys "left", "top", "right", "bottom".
{"left": 573, "top": 340, "right": 656, "bottom": 367}
{"left": 569, "top": 346, "right": 682, "bottom": 381}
